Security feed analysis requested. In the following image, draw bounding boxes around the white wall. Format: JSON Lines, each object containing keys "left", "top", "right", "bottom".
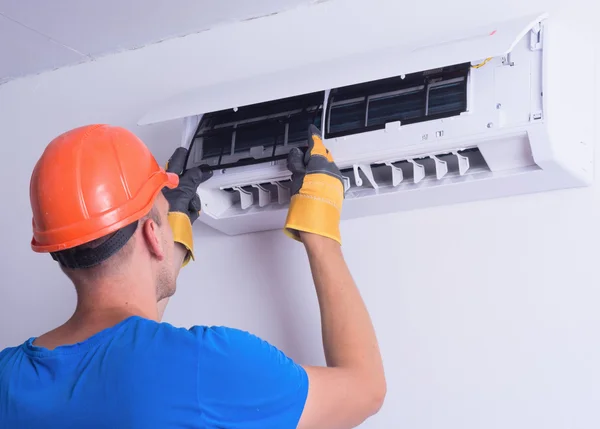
{"left": 1, "top": 0, "right": 598, "bottom": 428}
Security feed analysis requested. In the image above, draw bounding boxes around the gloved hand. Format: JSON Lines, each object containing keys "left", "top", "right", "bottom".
{"left": 162, "top": 147, "right": 212, "bottom": 267}
{"left": 284, "top": 124, "right": 345, "bottom": 245}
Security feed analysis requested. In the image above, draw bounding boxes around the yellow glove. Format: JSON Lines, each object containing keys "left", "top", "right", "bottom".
{"left": 163, "top": 148, "right": 212, "bottom": 267}
{"left": 284, "top": 125, "right": 345, "bottom": 245}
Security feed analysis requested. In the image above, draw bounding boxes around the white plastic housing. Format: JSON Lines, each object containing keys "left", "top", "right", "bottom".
{"left": 140, "top": 13, "right": 594, "bottom": 236}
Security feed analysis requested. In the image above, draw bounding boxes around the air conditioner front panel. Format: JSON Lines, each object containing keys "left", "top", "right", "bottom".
{"left": 196, "top": 129, "right": 550, "bottom": 221}
{"left": 196, "top": 161, "right": 580, "bottom": 237}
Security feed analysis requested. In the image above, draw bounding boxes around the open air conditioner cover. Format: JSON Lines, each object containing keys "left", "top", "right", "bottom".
{"left": 139, "top": 14, "right": 546, "bottom": 126}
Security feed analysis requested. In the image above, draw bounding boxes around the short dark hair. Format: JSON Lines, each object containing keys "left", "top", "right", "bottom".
{"left": 78, "top": 206, "right": 162, "bottom": 251}
{"left": 54, "top": 205, "right": 163, "bottom": 271}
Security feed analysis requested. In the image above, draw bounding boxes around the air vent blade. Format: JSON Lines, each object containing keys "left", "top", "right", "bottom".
{"left": 385, "top": 162, "right": 404, "bottom": 186}
{"left": 455, "top": 151, "right": 470, "bottom": 175}
{"left": 431, "top": 155, "right": 448, "bottom": 179}
{"left": 353, "top": 164, "right": 379, "bottom": 189}
{"left": 273, "top": 182, "right": 291, "bottom": 204}
{"left": 252, "top": 184, "right": 271, "bottom": 207}
{"left": 342, "top": 175, "right": 351, "bottom": 193}
{"left": 234, "top": 186, "right": 254, "bottom": 210}
{"left": 409, "top": 160, "right": 426, "bottom": 183}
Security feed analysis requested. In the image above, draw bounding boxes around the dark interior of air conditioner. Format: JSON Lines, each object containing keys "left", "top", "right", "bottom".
{"left": 326, "top": 62, "right": 470, "bottom": 138}
{"left": 188, "top": 62, "right": 470, "bottom": 171}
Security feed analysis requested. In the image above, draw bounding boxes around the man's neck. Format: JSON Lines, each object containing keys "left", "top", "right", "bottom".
{"left": 33, "top": 278, "right": 159, "bottom": 350}
{"left": 74, "top": 273, "right": 160, "bottom": 319}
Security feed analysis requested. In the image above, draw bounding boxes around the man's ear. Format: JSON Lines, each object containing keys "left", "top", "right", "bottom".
{"left": 142, "top": 218, "right": 166, "bottom": 261}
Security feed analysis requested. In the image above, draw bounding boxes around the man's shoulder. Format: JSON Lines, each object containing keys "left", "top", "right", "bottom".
{"left": 124, "top": 316, "right": 199, "bottom": 348}
{"left": 0, "top": 345, "right": 20, "bottom": 362}
{"left": 126, "top": 317, "right": 254, "bottom": 354}
{"left": 135, "top": 320, "right": 278, "bottom": 369}
{"left": 157, "top": 321, "right": 258, "bottom": 349}
{"left": 122, "top": 319, "right": 272, "bottom": 381}
{"left": 0, "top": 344, "right": 26, "bottom": 375}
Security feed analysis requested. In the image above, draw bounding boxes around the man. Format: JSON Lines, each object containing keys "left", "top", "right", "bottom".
{"left": 0, "top": 124, "right": 385, "bottom": 428}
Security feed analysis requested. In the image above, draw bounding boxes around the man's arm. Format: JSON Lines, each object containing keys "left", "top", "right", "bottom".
{"left": 178, "top": 126, "right": 384, "bottom": 428}
{"left": 283, "top": 125, "right": 386, "bottom": 428}
{"left": 297, "top": 234, "right": 386, "bottom": 429}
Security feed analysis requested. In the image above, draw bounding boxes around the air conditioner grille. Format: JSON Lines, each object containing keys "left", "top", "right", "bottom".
{"left": 326, "top": 63, "right": 470, "bottom": 139}
{"left": 192, "top": 91, "right": 324, "bottom": 167}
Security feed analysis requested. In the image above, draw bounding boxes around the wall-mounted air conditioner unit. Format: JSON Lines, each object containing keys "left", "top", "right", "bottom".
{"left": 140, "top": 13, "right": 594, "bottom": 236}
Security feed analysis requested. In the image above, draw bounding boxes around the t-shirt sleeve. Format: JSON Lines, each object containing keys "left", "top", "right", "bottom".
{"left": 190, "top": 325, "right": 309, "bottom": 429}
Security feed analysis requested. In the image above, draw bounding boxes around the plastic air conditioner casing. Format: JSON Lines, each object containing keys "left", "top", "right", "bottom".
{"left": 140, "top": 13, "right": 594, "bottom": 236}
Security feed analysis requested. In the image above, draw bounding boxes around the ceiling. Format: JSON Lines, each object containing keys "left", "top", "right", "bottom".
{"left": 0, "top": 0, "right": 312, "bottom": 84}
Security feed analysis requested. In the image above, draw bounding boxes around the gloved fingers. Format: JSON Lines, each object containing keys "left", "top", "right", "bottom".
{"left": 198, "top": 165, "right": 214, "bottom": 183}
{"left": 189, "top": 193, "right": 201, "bottom": 213}
{"left": 306, "top": 124, "right": 333, "bottom": 162}
{"left": 180, "top": 165, "right": 213, "bottom": 187}
{"left": 287, "top": 147, "right": 306, "bottom": 174}
{"left": 165, "top": 147, "right": 189, "bottom": 175}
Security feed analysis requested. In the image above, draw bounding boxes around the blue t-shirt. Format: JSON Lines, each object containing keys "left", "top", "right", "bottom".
{"left": 0, "top": 316, "right": 309, "bottom": 428}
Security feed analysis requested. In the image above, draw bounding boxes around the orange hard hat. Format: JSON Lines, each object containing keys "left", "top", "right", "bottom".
{"left": 30, "top": 124, "right": 178, "bottom": 253}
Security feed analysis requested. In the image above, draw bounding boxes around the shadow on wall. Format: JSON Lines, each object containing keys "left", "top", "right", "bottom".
{"left": 241, "top": 229, "right": 323, "bottom": 364}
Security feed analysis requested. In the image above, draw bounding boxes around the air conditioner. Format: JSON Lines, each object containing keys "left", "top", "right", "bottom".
{"left": 140, "top": 12, "right": 594, "bottom": 236}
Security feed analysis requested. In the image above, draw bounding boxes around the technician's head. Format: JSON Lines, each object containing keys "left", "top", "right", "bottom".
{"left": 29, "top": 124, "right": 178, "bottom": 301}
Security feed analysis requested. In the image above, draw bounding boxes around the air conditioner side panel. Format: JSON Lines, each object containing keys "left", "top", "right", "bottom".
{"left": 543, "top": 18, "right": 595, "bottom": 185}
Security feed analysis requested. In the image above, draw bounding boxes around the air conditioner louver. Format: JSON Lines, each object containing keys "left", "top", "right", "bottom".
{"left": 218, "top": 149, "right": 489, "bottom": 212}
{"left": 342, "top": 148, "right": 487, "bottom": 190}
{"left": 224, "top": 180, "right": 293, "bottom": 211}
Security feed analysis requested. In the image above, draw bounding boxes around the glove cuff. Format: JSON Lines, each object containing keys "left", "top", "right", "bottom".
{"left": 168, "top": 212, "right": 195, "bottom": 267}
{"left": 284, "top": 194, "right": 342, "bottom": 245}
